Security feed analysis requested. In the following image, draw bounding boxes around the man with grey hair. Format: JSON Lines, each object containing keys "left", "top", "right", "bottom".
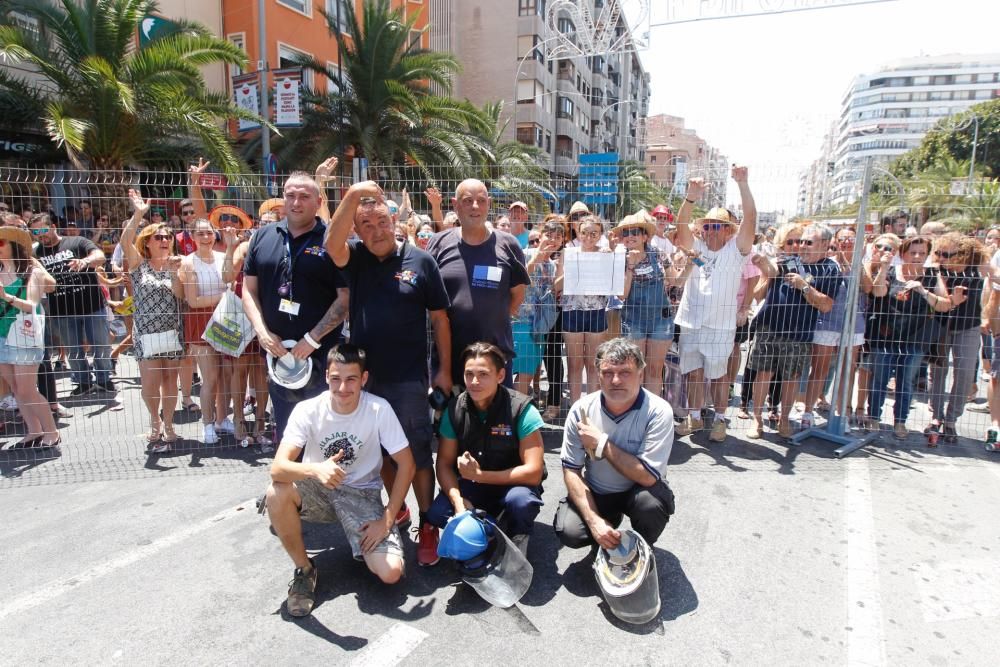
{"left": 555, "top": 337, "right": 675, "bottom": 550}
{"left": 242, "top": 171, "right": 350, "bottom": 442}
{"left": 746, "top": 222, "right": 842, "bottom": 439}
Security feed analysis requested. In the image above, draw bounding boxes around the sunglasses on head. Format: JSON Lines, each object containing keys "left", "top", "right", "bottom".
{"left": 619, "top": 227, "right": 644, "bottom": 238}
{"left": 30, "top": 227, "right": 50, "bottom": 235}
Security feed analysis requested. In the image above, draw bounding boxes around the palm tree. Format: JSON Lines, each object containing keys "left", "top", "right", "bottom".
{"left": 0, "top": 0, "right": 258, "bottom": 176}
{"left": 266, "top": 0, "right": 488, "bottom": 180}
{"left": 616, "top": 161, "right": 670, "bottom": 218}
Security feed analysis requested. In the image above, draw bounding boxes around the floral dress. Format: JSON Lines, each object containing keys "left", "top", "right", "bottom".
{"left": 131, "top": 262, "right": 183, "bottom": 360}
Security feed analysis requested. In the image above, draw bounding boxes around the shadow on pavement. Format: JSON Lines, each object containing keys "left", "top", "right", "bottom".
{"left": 273, "top": 604, "right": 368, "bottom": 651}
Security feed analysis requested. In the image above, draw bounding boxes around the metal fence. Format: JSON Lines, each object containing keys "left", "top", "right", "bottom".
{"left": 0, "top": 163, "right": 996, "bottom": 487}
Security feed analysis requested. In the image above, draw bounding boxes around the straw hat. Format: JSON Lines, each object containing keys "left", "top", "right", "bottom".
{"left": 0, "top": 226, "right": 33, "bottom": 252}
{"left": 612, "top": 210, "right": 656, "bottom": 237}
{"left": 696, "top": 207, "right": 738, "bottom": 225}
{"left": 209, "top": 205, "right": 253, "bottom": 230}
{"left": 568, "top": 201, "right": 591, "bottom": 217}
{"left": 258, "top": 198, "right": 284, "bottom": 218}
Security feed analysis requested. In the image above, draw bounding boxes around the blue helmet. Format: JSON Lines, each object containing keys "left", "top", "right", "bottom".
{"left": 437, "top": 510, "right": 490, "bottom": 561}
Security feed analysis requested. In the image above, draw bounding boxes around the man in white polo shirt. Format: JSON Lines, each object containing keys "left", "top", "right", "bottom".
{"left": 673, "top": 166, "right": 757, "bottom": 442}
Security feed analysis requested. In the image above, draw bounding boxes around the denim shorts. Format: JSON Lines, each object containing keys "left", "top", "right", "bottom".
{"left": 622, "top": 311, "right": 674, "bottom": 342}
{"left": 562, "top": 308, "right": 608, "bottom": 334}
{"left": 0, "top": 339, "right": 44, "bottom": 366}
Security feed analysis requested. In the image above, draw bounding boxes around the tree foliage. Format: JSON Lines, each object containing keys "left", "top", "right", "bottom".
{"left": 0, "top": 0, "right": 260, "bottom": 175}
{"left": 892, "top": 99, "right": 1000, "bottom": 180}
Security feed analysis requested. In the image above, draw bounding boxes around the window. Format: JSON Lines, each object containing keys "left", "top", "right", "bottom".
{"left": 954, "top": 74, "right": 973, "bottom": 84}
{"left": 650, "top": 155, "right": 656, "bottom": 163}
{"left": 545, "top": 132, "right": 551, "bottom": 154}
{"left": 518, "top": 35, "right": 544, "bottom": 64}
{"left": 227, "top": 33, "right": 245, "bottom": 79}
{"left": 517, "top": 79, "right": 544, "bottom": 104}
{"left": 557, "top": 96, "right": 574, "bottom": 119}
{"left": 326, "top": 0, "right": 351, "bottom": 32}
{"left": 912, "top": 76, "right": 930, "bottom": 85}
{"left": 277, "top": 43, "right": 314, "bottom": 88}
{"left": 408, "top": 29, "right": 421, "bottom": 48}
{"left": 557, "top": 17, "right": 575, "bottom": 35}
{"left": 976, "top": 73, "right": 995, "bottom": 83}
{"left": 976, "top": 89, "right": 992, "bottom": 99}
{"left": 928, "top": 90, "right": 951, "bottom": 101}
{"left": 931, "top": 75, "right": 951, "bottom": 85}
{"left": 278, "top": 0, "right": 311, "bottom": 17}
{"left": 518, "top": 0, "right": 537, "bottom": 16}
{"left": 8, "top": 11, "right": 40, "bottom": 40}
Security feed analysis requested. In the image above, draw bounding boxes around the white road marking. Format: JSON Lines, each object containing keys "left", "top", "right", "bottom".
{"left": 350, "top": 623, "right": 428, "bottom": 667}
{"left": 0, "top": 498, "right": 255, "bottom": 623}
{"left": 913, "top": 558, "right": 1000, "bottom": 623}
{"left": 845, "top": 458, "right": 887, "bottom": 667}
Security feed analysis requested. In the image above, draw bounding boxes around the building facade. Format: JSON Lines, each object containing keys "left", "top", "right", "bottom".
{"left": 643, "top": 114, "right": 727, "bottom": 208}
{"left": 434, "top": 0, "right": 650, "bottom": 180}
{"left": 825, "top": 53, "right": 1000, "bottom": 208}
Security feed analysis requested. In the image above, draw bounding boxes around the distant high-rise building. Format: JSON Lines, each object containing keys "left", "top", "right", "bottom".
{"left": 826, "top": 53, "right": 1000, "bottom": 208}
{"left": 643, "top": 114, "right": 727, "bottom": 208}
{"left": 432, "top": 0, "right": 651, "bottom": 180}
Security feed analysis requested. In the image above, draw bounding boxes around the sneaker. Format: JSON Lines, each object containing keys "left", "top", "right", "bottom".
{"left": 95, "top": 379, "right": 116, "bottom": 393}
{"left": 286, "top": 559, "right": 318, "bottom": 618}
{"left": 216, "top": 417, "right": 235, "bottom": 434}
{"left": 893, "top": 422, "right": 908, "bottom": 440}
{"left": 748, "top": 419, "right": 763, "bottom": 439}
{"left": 202, "top": 423, "right": 219, "bottom": 445}
{"left": 709, "top": 418, "right": 727, "bottom": 442}
{"left": 68, "top": 383, "right": 94, "bottom": 397}
{"left": 0, "top": 394, "right": 16, "bottom": 411}
{"left": 800, "top": 411, "right": 814, "bottom": 430}
{"left": 395, "top": 504, "right": 411, "bottom": 528}
{"left": 256, "top": 433, "right": 275, "bottom": 453}
{"left": 675, "top": 414, "right": 704, "bottom": 437}
{"left": 417, "top": 524, "right": 440, "bottom": 567}
{"left": 512, "top": 533, "right": 530, "bottom": 557}
{"left": 151, "top": 441, "right": 173, "bottom": 454}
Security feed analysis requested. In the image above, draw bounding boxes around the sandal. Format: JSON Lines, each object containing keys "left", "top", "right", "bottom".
{"left": 161, "top": 425, "right": 178, "bottom": 444}
{"left": 736, "top": 408, "right": 751, "bottom": 420}
{"left": 147, "top": 423, "right": 162, "bottom": 443}
{"left": 151, "top": 441, "right": 173, "bottom": 454}
{"left": 13, "top": 435, "right": 42, "bottom": 449}
{"left": 181, "top": 400, "right": 201, "bottom": 414}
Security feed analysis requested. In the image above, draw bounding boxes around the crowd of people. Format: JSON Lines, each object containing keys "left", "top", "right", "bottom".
{"left": 2, "top": 162, "right": 998, "bottom": 616}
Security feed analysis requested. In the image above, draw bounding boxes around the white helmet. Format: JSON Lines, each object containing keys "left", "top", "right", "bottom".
{"left": 593, "top": 529, "right": 660, "bottom": 624}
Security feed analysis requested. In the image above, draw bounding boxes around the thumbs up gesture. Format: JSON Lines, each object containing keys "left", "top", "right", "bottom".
{"left": 314, "top": 449, "right": 347, "bottom": 489}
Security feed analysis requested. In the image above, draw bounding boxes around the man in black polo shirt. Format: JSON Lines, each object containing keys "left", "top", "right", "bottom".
{"left": 242, "top": 172, "right": 349, "bottom": 441}
{"left": 325, "top": 180, "right": 452, "bottom": 567}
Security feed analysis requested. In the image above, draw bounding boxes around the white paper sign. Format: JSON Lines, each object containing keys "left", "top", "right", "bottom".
{"left": 274, "top": 71, "right": 302, "bottom": 126}
{"left": 562, "top": 247, "right": 626, "bottom": 295}
{"left": 233, "top": 76, "right": 260, "bottom": 131}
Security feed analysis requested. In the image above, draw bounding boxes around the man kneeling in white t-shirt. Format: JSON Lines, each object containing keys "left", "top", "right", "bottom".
{"left": 265, "top": 344, "right": 415, "bottom": 617}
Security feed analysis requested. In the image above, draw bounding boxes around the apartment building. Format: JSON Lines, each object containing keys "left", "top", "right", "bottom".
{"left": 432, "top": 0, "right": 650, "bottom": 179}
{"left": 643, "top": 114, "right": 727, "bottom": 208}
{"left": 826, "top": 53, "right": 1000, "bottom": 207}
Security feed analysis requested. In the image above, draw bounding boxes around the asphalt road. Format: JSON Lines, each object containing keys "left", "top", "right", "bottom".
{"left": 2, "top": 357, "right": 1000, "bottom": 665}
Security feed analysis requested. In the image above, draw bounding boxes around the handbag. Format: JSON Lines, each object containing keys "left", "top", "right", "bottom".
{"left": 529, "top": 288, "right": 559, "bottom": 344}
{"left": 4, "top": 283, "right": 45, "bottom": 349}
{"left": 202, "top": 288, "right": 256, "bottom": 357}
{"left": 139, "top": 330, "right": 182, "bottom": 357}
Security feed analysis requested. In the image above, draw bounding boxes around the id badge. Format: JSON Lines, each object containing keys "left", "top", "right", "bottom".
{"left": 279, "top": 299, "right": 301, "bottom": 316}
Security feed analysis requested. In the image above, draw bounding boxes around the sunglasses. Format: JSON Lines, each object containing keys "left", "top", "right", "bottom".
{"left": 181, "top": 209, "right": 196, "bottom": 216}
{"left": 784, "top": 239, "right": 804, "bottom": 246}
{"left": 395, "top": 235, "right": 406, "bottom": 242}
{"left": 936, "top": 249, "right": 959, "bottom": 259}
{"left": 874, "top": 244, "right": 894, "bottom": 253}
{"left": 417, "top": 232, "right": 433, "bottom": 239}
{"left": 527, "top": 239, "right": 540, "bottom": 246}
{"left": 799, "top": 239, "right": 817, "bottom": 246}
{"left": 702, "top": 223, "right": 727, "bottom": 232}
{"left": 30, "top": 227, "right": 50, "bottom": 235}
{"left": 619, "top": 227, "right": 644, "bottom": 238}
{"left": 152, "top": 233, "right": 173, "bottom": 241}
{"left": 580, "top": 230, "right": 601, "bottom": 237}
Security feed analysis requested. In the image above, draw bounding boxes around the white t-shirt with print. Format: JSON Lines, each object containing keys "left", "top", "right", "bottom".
{"left": 283, "top": 391, "right": 408, "bottom": 490}
{"left": 674, "top": 237, "right": 749, "bottom": 331}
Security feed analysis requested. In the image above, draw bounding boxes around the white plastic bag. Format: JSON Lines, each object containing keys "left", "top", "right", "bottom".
{"left": 202, "top": 289, "right": 256, "bottom": 357}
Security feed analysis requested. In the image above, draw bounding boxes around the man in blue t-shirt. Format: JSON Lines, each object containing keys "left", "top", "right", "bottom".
{"left": 426, "top": 179, "right": 530, "bottom": 387}
{"left": 324, "top": 179, "right": 452, "bottom": 567}
{"left": 746, "top": 223, "right": 843, "bottom": 439}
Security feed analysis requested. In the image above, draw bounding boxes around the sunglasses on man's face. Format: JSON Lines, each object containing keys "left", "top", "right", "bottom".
{"left": 527, "top": 238, "right": 540, "bottom": 246}
{"left": 30, "top": 227, "right": 50, "bottom": 235}
{"left": 619, "top": 227, "right": 644, "bottom": 238}
{"left": 785, "top": 239, "right": 804, "bottom": 246}
{"left": 702, "top": 223, "right": 727, "bottom": 232}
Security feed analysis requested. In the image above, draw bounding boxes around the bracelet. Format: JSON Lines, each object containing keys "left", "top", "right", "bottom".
{"left": 595, "top": 433, "right": 609, "bottom": 460}
{"left": 303, "top": 332, "right": 322, "bottom": 350}
{"left": 684, "top": 198, "right": 696, "bottom": 204}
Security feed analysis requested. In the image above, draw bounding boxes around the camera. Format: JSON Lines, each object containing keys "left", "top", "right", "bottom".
{"left": 428, "top": 387, "right": 450, "bottom": 411}
{"left": 777, "top": 255, "right": 805, "bottom": 277}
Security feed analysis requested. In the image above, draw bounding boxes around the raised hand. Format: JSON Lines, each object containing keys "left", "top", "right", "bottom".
{"left": 188, "top": 157, "right": 210, "bottom": 182}
{"left": 686, "top": 177, "right": 707, "bottom": 202}
{"left": 424, "top": 187, "right": 443, "bottom": 208}
{"left": 731, "top": 165, "right": 749, "bottom": 183}
{"left": 127, "top": 188, "right": 149, "bottom": 216}
{"left": 315, "top": 156, "right": 339, "bottom": 183}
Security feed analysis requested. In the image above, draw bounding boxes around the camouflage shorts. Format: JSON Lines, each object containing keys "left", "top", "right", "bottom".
{"left": 269, "top": 478, "right": 404, "bottom": 561}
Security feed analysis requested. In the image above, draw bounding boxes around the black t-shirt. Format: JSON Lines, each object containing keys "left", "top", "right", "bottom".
{"left": 35, "top": 236, "right": 105, "bottom": 317}
{"left": 936, "top": 267, "right": 981, "bottom": 331}
{"left": 243, "top": 218, "right": 346, "bottom": 356}
{"left": 340, "top": 239, "right": 450, "bottom": 385}
{"left": 867, "top": 268, "right": 938, "bottom": 353}
{"left": 426, "top": 228, "right": 530, "bottom": 383}
{"left": 756, "top": 257, "right": 843, "bottom": 342}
